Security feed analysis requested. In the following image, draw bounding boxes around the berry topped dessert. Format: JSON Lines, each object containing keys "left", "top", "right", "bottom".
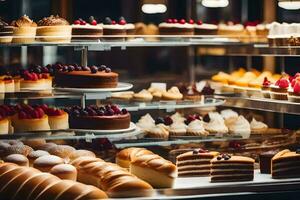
{"left": 11, "top": 15, "right": 37, "bottom": 43}
{"left": 194, "top": 20, "right": 218, "bottom": 35}
{"left": 270, "top": 77, "right": 290, "bottom": 100}
{"left": 288, "top": 77, "right": 300, "bottom": 103}
{"left": 159, "top": 18, "right": 194, "bottom": 35}
{"left": 102, "top": 17, "right": 127, "bottom": 39}
{"left": 261, "top": 77, "right": 272, "bottom": 98}
{"left": 11, "top": 104, "right": 50, "bottom": 133}
{"left": 20, "top": 68, "right": 52, "bottom": 90}
{"left": 65, "top": 104, "right": 130, "bottom": 130}
{"left": 36, "top": 15, "right": 71, "bottom": 42}
{"left": 54, "top": 64, "right": 118, "bottom": 88}
{"left": 0, "top": 18, "right": 13, "bottom": 43}
{"left": 72, "top": 16, "right": 103, "bottom": 41}
{"left": 35, "top": 104, "right": 69, "bottom": 130}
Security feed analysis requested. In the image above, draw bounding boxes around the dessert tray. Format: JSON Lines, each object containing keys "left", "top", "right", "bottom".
{"left": 71, "top": 122, "right": 137, "bottom": 134}
{"left": 54, "top": 82, "right": 133, "bottom": 93}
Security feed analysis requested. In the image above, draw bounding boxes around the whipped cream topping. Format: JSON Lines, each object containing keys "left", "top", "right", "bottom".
{"left": 268, "top": 22, "right": 300, "bottom": 38}
{"left": 194, "top": 23, "right": 218, "bottom": 30}
{"left": 72, "top": 24, "right": 103, "bottom": 29}
{"left": 204, "top": 113, "right": 228, "bottom": 134}
{"left": 228, "top": 116, "right": 251, "bottom": 138}
{"left": 171, "top": 112, "right": 185, "bottom": 123}
{"left": 159, "top": 22, "right": 194, "bottom": 29}
{"left": 102, "top": 24, "right": 126, "bottom": 29}
{"left": 187, "top": 119, "right": 206, "bottom": 132}
{"left": 208, "top": 112, "right": 225, "bottom": 122}
{"left": 136, "top": 114, "right": 155, "bottom": 131}
{"left": 125, "top": 23, "right": 135, "bottom": 30}
{"left": 250, "top": 118, "right": 268, "bottom": 130}
{"left": 220, "top": 109, "right": 239, "bottom": 120}
{"left": 170, "top": 122, "right": 187, "bottom": 133}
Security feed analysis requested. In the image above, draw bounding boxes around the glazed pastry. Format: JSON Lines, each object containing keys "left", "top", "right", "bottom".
{"left": 186, "top": 119, "right": 208, "bottom": 136}
{"left": 3, "top": 144, "right": 33, "bottom": 157}
{"left": 0, "top": 18, "right": 13, "bottom": 43}
{"left": 248, "top": 71, "right": 272, "bottom": 88}
{"left": 27, "top": 150, "right": 50, "bottom": 166}
{"left": 146, "top": 123, "right": 169, "bottom": 139}
{"left": 169, "top": 121, "right": 187, "bottom": 136}
{"left": 136, "top": 114, "right": 155, "bottom": 131}
{"left": 33, "top": 155, "right": 65, "bottom": 172}
{"left": 11, "top": 15, "right": 37, "bottom": 43}
{"left": 211, "top": 71, "right": 231, "bottom": 84}
{"left": 148, "top": 84, "right": 166, "bottom": 100}
{"left": 204, "top": 112, "right": 228, "bottom": 135}
{"left": 250, "top": 118, "right": 268, "bottom": 134}
{"left": 133, "top": 89, "right": 153, "bottom": 101}
{"left": 162, "top": 87, "right": 183, "bottom": 100}
{"left": 3, "top": 154, "right": 29, "bottom": 166}
{"left": 227, "top": 116, "right": 251, "bottom": 138}
{"left": 234, "top": 72, "right": 258, "bottom": 87}
{"left": 36, "top": 15, "right": 71, "bottom": 42}
{"left": 50, "top": 163, "right": 77, "bottom": 181}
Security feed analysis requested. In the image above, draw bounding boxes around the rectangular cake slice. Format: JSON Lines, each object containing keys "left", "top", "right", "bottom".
{"left": 272, "top": 149, "right": 300, "bottom": 179}
{"left": 176, "top": 149, "right": 219, "bottom": 177}
{"left": 210, "top": 154, "right": 254, "bottom": 182}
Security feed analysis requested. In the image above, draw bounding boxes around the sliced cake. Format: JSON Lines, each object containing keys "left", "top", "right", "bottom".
{"left": 210, "top": 154, "right": 254, "bottom": 182}
{"left": 176, "top": 149, "right": 219, "bottom": 177}
{"left": 272, "top": 149, "right": 300, "bottom": 179}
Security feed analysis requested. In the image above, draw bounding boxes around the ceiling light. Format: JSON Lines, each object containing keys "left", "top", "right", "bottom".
{"left": 201, "top": 0, "right": 229, "bottom": 8}
{"left": 278, "top": 0, "right": 300, "bottom": 10}
{"left": 142, "top": 4, "right": 167, "bottom": 14}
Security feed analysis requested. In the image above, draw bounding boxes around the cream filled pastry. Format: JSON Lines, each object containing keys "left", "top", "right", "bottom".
{"left": 169, "top": 121, "right": 187, "bottom": 136}
{"left": 171, "top": 112, "right": 185, "bottom": 123}
{"left": 250, "top": 118, "right": 268, "bottom": 134}
{"left": 146, "top": 123, "right": 169, "bottom": 139}
{"left": 228, "top": 116, "right": 251, "bottom": 138}
{"left": 220, "top": 109, "right": 239, "bottom": 127}
{"left": 187, "top": 119, "right": 208, "bottom": 136}
{"left": 133, "top": 89, "right": 153, "bottom": 101}
{"left": 136, "top": 114, "right": 155, "bottom": 131}
{"left": 204, "top": 112, "right": 228, "bottom": 135}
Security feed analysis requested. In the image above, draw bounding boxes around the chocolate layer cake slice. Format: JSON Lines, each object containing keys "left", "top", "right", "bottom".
{"left": 210, "top": 154, "right": 254, "bottom": 182}
{"left": 272, "top": 149, "right": 300, "bottom": 179}
{"left": 176, "top": 149, "right": 219, "bottom": 177}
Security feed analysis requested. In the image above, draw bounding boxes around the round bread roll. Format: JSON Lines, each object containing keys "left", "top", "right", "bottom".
{"left": 47, "top": 145, "right": 76, "bottom": 159}
{"left": 50, "top": 164, "right": 77, "bottom": 181}
{"left": 39, "top": 142, "right": 57, "bottom": 151}
{"left": 33, "top": 155, "right": 65, "bottom": 172}
{"left": 28, "top": 150, "right": 50, "bottom": 166}
{"left": 4, "top": 154, "right": 29, "bottom": 166}
{"left": 34, "top": 180, "right": 76, "bottom": 200}
{"left": 4, "top": 144, "right": 33, "bottom": 157}
{"left": 23, "top": 139, "right": 46, "bottom": 149}
{"left": 69, "top": 150, "right": 96, "bottom": 161}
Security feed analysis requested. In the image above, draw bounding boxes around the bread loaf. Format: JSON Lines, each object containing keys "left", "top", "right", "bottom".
{"left": 47, "top": 145, "right": 76, "bottom": 160}
{"left": 68, "top": 150, "right": 96, "bottom": 161}
{"left": 33, "top": 155, "right": 65, "bottom": 172}
{"left": 130, "top": 153, "right": 177, "bottom": 188}
{"left": 0, "top": 162, "right": 107, "bottom": 200}
{"left": 116, "top": 147, "right": 154, "bottom": 168}
{"left": 50, "top": 164, "right": 77, "bottom": 181}
{"left": 71, "top": 157, "right": 153, "bottom": 197}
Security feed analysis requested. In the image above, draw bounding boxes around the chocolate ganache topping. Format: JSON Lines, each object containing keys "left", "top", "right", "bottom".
{"left": 37, "top": 15, "right": 69, "bottom": 26}
{"left": 11, "top": 15, "right": 37, "bottom": 27}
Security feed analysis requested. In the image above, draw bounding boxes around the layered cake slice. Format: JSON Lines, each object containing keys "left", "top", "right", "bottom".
{"left": 72, "top": 16, "right": 103, "bottom": 41}
{"left": 210, "top": 154, "right": 254, "bottom": 182}
{"left": 272, "top": 149, "right": 300, "bottom": 179}
{"left": 176, "top": 149, "right": 219, "bottom": 177}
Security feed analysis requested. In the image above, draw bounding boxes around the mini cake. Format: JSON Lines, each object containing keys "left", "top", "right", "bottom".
{"left": 65, "top": 104, "right": 130, "bottom": 130}
{"left": 11, "top": 15, "right": 37, "bottom": 43}
{"left": 211, "top": 154, "right": 254, "bottom": 182}
{"left": 20, "top": 70, "right": 52, "bottom": 90}
{"left": 194, "top": 20, "right": 218, "bottom": 35}
{"left": 288, "top": 79, "right": 300, "bottom": 103}
{"left": 11, "top": 105, "right": 50, "bottom": 133}
{"left": 125, "top": 23, "right": 136, "bottom": 35}
{"left": 169, "top": 121, "right": 187, "bottom": 136}
{"left": 261, "top": 77, "right": 272, "bottom": 98}
{"left": 159, "top": 19, "right": 194, "bottom": 35}
{"left": 272, "top": 149, "right": 300, "bottom": 179}
{"left": 72, "top": 16, "right": 103, "bottom": 41}
{"left": 250, "top": 118, "right": 268, "bottom": 134}
{"left": 162, "top": 86, "right": 183, "bottom": 100}
{"left": 259, "top": 150, "right": 279, "bottom": 174}
{"left": 54, "top": 64, "right": 118, "bottom": 88}
{"left": 270, "top": 77, "right": 290, "bottom": 101}
{"left": 176, "top": 149, "right": 219, "bottom": 177}
{"left": 102, "top": 17, "right": 126, "bottom": 40}
{"left": 133, "top": 89, "right": 153, "bottom": 101}
{"left": 0, "top": 18, "right": 13, "bottom": 43}
{"left": 38, "top": 105, "right": 69, "bottom": 130}
{"left": 136, "top": 113, "right": 155, "bottom": 131}
{"left": 36, "top": 15, "right": 71, "bottom": 42}
{"left": 0, "top": 114, "right": 9, "bottom": 135}
{"left": 218, "top": 22, "right": 245, "bottom": 38}
{"left": 186, "top": 119, "right": 208, "bottom": 136}
{"left": 177, "top": 83, "right": 202, "bottom": 101}
{"left": 227, "top": 116, "right": 251, "bottom": 139}
{"left": 203, "top": 112, "right": 228, "bottom": 135}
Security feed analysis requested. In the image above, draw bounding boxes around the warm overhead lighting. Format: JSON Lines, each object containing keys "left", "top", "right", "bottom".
{"left": 201, "top": 0, "right": 229, "bottom": 8}
{"left": 278, "top": 0, "right": 300, "bottom": 9}
{"left": 142, "top": 4, "right": 167, "bottom": 14}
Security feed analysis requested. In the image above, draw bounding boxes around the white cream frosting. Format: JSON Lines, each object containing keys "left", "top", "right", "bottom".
{"left": 171, "top": 112, "right": 185, "bottom": 123}
{"left": 250, "top": 118, "right": 268, "bottom": 130}
{"left": 194, "top": 23, "right": 217, "bottom": 30}
{"left": 218, "top": 23, "right": 244, "bottom": 31}
{"left": 204, "top": 112, "right": 228, "bottom": 134}
{"left": 187, "top": 120, "right": 206, "bottom": 133}
{"left": 228, "top": 116, "right": 251, "bottom": 138}
{"left": 136, "top": 114, "right": 155, "bottom": 131}
{"left": 125, "top": 23, "right": 135, "bottom": 30}
{"left": 159, "top": 22, "right": 194, "bottom": 29}
{"left": 101, "top": 24, "right": 125, "bottom": 30}
{"left": 268, "top": 22, "right": 300, "bottom": 38}
{"left": 220, "top": 109, "right": 239, "bottom": 120}
{"left": 72, "top": 24, "right": 103, "bottom": 29}
{"left": 170, "top": 122, "right": 187, "bottom": 133}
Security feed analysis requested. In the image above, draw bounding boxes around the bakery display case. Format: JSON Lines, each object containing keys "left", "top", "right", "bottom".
{"left": 0, "top": 0, "right": 300, "bottom": 199}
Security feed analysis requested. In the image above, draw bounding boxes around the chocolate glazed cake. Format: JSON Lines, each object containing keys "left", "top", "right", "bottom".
{"left": 272, "top": 149, "right": 300, "bottom": 179}
{"left": 65, "top": 105, "right": 130, "bottom": 130}
{"left": 210, "top": 154, "right": 254, "bottom": 182}
{"left": 176, "top": 149, "right": 219, "bottom": 177}
{"left": 54, "top": 64, "right": 118, "bottom": 88}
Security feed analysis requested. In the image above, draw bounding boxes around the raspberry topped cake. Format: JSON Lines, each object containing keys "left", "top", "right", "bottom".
{"left": 102, "top": 17, "right": 127, "bottom": 39}
{"left": 288, "top": 77, "right": 300, "bottom": 103}
{"left": 72, "top": 16, "right": 103, "bottom": 41}
{"left": 11, "top": 104, "right": 50, "bottom": 133}
{"left": 65, "top": 104, "right": 130, "bottom": 130}
{"left": 159, "top": 19, "right": 194, "bottom": 35}
{"left": 54, "top": 64, "right": 118, "bottom": 88}
{"left": 20, "top": 69, "right": 52, "bottom": 90}
{"left": 194, "top": 20, "right": 218, "bottom": 35}
{"left": 270, "top": 77, "right": 290, "bottom": 100}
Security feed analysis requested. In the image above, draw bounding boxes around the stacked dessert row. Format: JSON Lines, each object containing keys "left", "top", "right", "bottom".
{"left": 0, "top": 104, "right": 130, "bottom": 134}
{"left": 0, "top": 15, "right": 136, "bottom": 43}
{"left": 268, "top": 22, "right": 300, "bottom": 46}
{"left": 136, "top": 109, "right": 273, "bottom": 140}
{"left": 111, "top": 81, "right": 214, "bottom": 102}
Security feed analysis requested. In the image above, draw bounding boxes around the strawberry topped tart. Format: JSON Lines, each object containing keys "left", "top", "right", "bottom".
{"left": 159, "top": 19, "right": 194, "bottom": 35}
{"left": 270, "top": 77, "right": 290, "bottom": 100}
{"left": 72, "top": 16, "right": 103, "bottom": 41}
{"left": 288, "top": 75, "right": 300, "bottom": 103}
{"left": 65, "top": 104, "right": 130, "bottom": 130}
{"left": 20, "top": 68, "right": 52, "bottom": 90}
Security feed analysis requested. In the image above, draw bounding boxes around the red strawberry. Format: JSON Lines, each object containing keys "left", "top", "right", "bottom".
{"left": 54, "top": 109, "right": 63, "bottom": 116}
{"left": 275, "top": 78, "right": 289, "bottom": 89}
{"left": 36, "top": 108, "right": 45, "bottom": 118}
{"left": 90, "top": 19, "right": 97, "bottom": 25}
{"left": 197, "top": 20, "right": 203, "bottom": 25}
{"left": 119, "top": 19, "right": 126, "bottom": 25}
{"left": 166, "top": 19, "right": 172, "bottom": 23}
{"left": 179, "top": 19, "right": 186, "bottom": 24}
{"left": 172, "top": 19, "right": 178, "bottom": 23}
{"left": 189, "top": 19, "right": 194, "bottom": 24}
{"left": 291, "top": 79, "right": 297, "bottom": 87}
{"left": 295, "top": 73, "right": 300, "bottom": 78}
{"left": 31, "top": 73, "right": 38, "bottom": 81}
{"left": 0, "top": 114, "right": 3, "bottom": 121}
{"left": 80, "top": 20, "right": 87, "bottom": 25}
{"left": 42, "top": 73, "right": 49, "bottom": 79}
{"left": 74, "top": 20, "right": 81, "bottom": 25}
{"left": 294, "top": 81, "right": 300, "bottom": 94}
{"left": 40, "top": 104, "right": 48, "bottom": 111}
{"left": 111, "top": 20, "right": 116, "bottom": 25}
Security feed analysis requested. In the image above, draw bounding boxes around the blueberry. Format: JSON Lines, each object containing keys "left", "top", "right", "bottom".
{"left": 192, "top": 149, "right": 198, "bottom": 155}
{"left": 34, "top": 67, "right": 42, "bottom": 74}
{"left": 121, "top": 108, "right": 128, "bottom": 114}
{"left": 104, "top": 17, "right": 112, "bottom": 25}
{"left": 68, "top": 65, "right": 75, "bottom": 72}
{"left": 90, "top": 66, "right": 98, "bottom": 74}
{"left": 105, "top": 67, "right": 111, "bottom": 73}
{"left": 224, "top": 156, "right": 230, "bottom": 160}
{"left": 80, "top": 110, "right": 89, "bottom": 116}
{"left": 106, "top": 108, "right": 114, "bottom": 116}
{"left": 203, "top": 114, "right": 210, "bottom": 123}
{"left": 119, "top": 16, "right": 125, "bottom": 21}
{"left": 217, "top": 156, "right": 222, "bottom": 160}
{"left": 155, "top": 117, "right": 164, "bottom": 125}
{"left": 62, "top": 66, "right": 69, "bottom": 72}
{"left": 72, "top": 110, "right": 80, "bottom": 117}
{"left": 98, "top": 65, "right": 106, "bottom": 71}
{"left": 97, "top": 110, "right": 105, "bottom": 116}
{"left": 83, "top": 66, "right": 90, "bottom": 71}
{"left": 73, "top": 63, "right": 79, "bottom": 68}
{"left": 41, "top": 66, "right": 49, "bottom": 73}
